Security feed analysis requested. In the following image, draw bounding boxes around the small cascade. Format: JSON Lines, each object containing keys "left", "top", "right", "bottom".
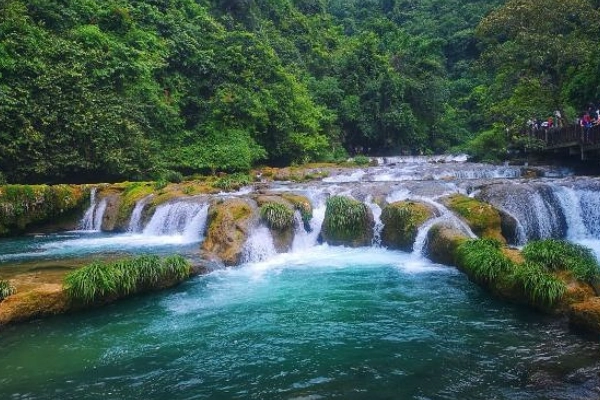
{"left": 242, "top": 225, "right": 277, "bottom": 263}
{"left": 142, "top": 202, "right": 208, "bottom": 240}
{"left": 551, "top": 185, "right": 589, "bottom": 240}
{"left": 577, "top": 190, "right": 600, "bottom": 238}
{"left": 291, "top": 195, "right": 327, "bottom": 252}
{"left": 411, "top": 198, "right": 477, "bottom": 257}
{"left": 365, "top": 196, "right": 383, "bottom": 247}
{"left": 477, "top": 184, "right": 567, "bottom": 244}
{"left": 80, "top": 189, "right": 107, "bottom": 231}
{"left": 127, "top": 195, "right": 154, "bottom": 233}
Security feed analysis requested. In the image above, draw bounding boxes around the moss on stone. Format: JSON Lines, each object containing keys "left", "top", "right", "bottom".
{"left": 0, "top": 184, "right": 87, "bottom": 236}
{"left": 443, "top": 194, "right": 506, "bottom": 243}
{"left": 201, "top": 198, "right": 255, "bottom": 266}
{"left": 381, "top": 201, "right": 435, "bottom": 251}
{"left": 425, "top": 224, "right": 469, "bottom": 265}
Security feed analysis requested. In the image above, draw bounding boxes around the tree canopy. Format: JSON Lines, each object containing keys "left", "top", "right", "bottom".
{"left": 2, "top": 0, "right": 597, "bottom": 182}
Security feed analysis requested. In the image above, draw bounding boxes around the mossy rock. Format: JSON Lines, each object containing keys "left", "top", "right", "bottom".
{"left": 320, "top": 196, "right": 374, "bottom": 247}
{"left": 257, "top": 199, "right": 296, "bottom": 253}
{"left": 381, "top": 201, "right": 436, "bottom": 251}
{"left": 282, "top": 193, "right": 313, "bottom": 232}
{"left": 442, "top": 194, "right": 506, "bottom": 243}
{"left": 201, "top": 198, "right": 255, "bottom": 266}
{"left": 0, "top": 284, "right": 69, "bottom": 325}
{"left": 0, "top": 184, "right": 88, "bottom": 236}
{"left": 113, "top": 183, "right": 155, "bottom": 231}
{"left": 569, "top": 298, "right": 600, "bottom": 334}
{"left": 425, "top": 224, "right": 468, "bottom": 265}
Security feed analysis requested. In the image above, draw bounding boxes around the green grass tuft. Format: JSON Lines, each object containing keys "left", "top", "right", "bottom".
{"left": 512, "top": 262, "right": 566, "bottom": 307}
{"left": 455, "top": 238, "right": 512, "bottom": 283}
{"left": 0, "top": 279, "right": 17, "bottom": 300}
{"left": 260, "top": 203, "right": 295, "bottom": 230}
{"left": 323, "top": 196, "right": 369, "bottom": 240}
{"left": 522, "top": 239, "right": 600, "bottom": 282}
{"left": 64, "top": 255, "right": 191, "bottom": 304}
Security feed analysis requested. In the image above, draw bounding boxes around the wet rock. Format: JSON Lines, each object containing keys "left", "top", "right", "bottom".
{"left": 381, "top": 200, "right": 436, "bottom": 252}
{"left": 201, "top": 198, "right": 255, "bottom": 266}
{"left": 425, "top": 224, "right": 468, "bottom": 265}
{"left": 255, "top": 196, "right": 296, "bottom": 253}
{"left": 442, "top": 194, "right": 506, "bottom": 243}
{"left": 569, "top": 298, "right": 600, "bottom": 334}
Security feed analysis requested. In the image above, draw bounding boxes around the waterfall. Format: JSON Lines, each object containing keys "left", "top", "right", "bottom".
{"left": 477, "top": 184, "right": 566, "bottom": 244}
{"left": 80, "top": 188, "right": 107, "bottom": 231}
{"left": 142, "top": 202, "right": 209, "bottom": 240}
{"left": 291, "top": 189, "right": 328, "bottom": 252}
{"left": 411, "top": 197, "right": 477, "bottom": 257}
{"left": 578, "top": 190, "right": 600, "bottom": 238}
{"left": 551, "top": 185, "right": 589, "bottom": 240}
{"left": 365, "top": 196, "right": 383, "bottom": 247}
{"left": 242, "top": 225, "right": 277, "bottom": 263}
{"left": 127, "top": 195, "right": 154, "bottom": 233}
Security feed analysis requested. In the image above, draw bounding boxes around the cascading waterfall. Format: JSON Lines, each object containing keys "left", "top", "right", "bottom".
{"left": 143, "top": 202, "right": 209, "bottom": 241}
{"left": 242, "top": 225, "right": 277, "bottom": 263}
{"left": 80, "top": 188, "right": 107, "bottom": 232}
{"left": 411, "top": 198, "right": 477, "bottom": 257}
{"left": 577, "top": 190, "right": 600, "bottom": 238}
{"left": 365, "top": 195, "right": 383, "bottom": 247}
{"left": 127, "top": 195, "right": 154, "bottom": 233}
{"left": 551, "top": 185, "right": 589, "bottom": 240}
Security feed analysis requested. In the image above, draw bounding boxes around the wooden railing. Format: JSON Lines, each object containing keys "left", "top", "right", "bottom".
{"left": 530, "top": 124, "right": 600, "bottom": 148}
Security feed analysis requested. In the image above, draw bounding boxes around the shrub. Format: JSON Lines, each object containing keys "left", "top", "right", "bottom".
{"left": 0, "top": 279, "right": 16, "bottom": 300}
{"left": 352, "top": 155, "right": 371, "bottom": 166}
{"left": 260, "top": 203, "right": 295, "bottom": 230}
{"left": 64, "top": 255, "right": 191, "bottom": 304}
{"left": 455, "top": 238, "right": 513, "bottom": 283}
{"left": 522, "top": 239, "right": 600, "bottom": 282}
{"left": 213, "top": 173, "right": 253, "bottom": 191}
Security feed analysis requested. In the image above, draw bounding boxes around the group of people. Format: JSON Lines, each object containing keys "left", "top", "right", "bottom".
{"left": 526, "top": 110, "right": 564, "bottom": 131}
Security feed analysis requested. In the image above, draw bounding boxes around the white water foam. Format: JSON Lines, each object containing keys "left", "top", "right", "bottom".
{"left": 127, "top": 195, "right": 154, "bottom": 233}
{"left": 80, "top": 188, "right": 107, "bottom": 232}
{"left": 242, "top": 225, "right": 277, "bottom": 263}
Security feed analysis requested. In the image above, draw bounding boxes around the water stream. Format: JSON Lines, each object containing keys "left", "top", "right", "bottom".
{"left": 2, "top": 158, "right": 600, "bottom": 399}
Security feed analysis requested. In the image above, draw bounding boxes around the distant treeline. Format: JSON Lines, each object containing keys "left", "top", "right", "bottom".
{"left": 1, "top": 0, "right": 599, "bottom": 183}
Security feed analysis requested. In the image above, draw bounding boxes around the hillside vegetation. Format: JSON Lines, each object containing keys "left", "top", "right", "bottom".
{"left": 2, "top": 0, "right": 599, "bottom": 183}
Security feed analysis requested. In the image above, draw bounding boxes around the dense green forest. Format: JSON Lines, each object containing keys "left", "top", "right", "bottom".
{"left": 1, "top": 0, "right": 599, "bottom": 183}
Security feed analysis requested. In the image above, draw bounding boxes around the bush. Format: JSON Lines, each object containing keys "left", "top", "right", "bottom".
{"left": 455, "top": 238, "right": 513, "bottom": 284}
{"left": 0, "top": 279, "right": 16, "bottom": 300}
{"left": 522, "top": 239, "right": 600, "bottom": 282}
{"left": 213, "top": 173, "right": 253, "bottom": 191}
{"left": 352, "top": 155, "right": 371, "bottom": 166}
{"left": 260, "top": 203, "right": 294, "bottom": 230}
{"left": 64, "top": 255, "right": 191, "bottom": 304}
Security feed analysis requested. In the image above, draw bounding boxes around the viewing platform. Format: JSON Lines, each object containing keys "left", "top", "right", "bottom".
{"left": 531, "top": 124, "right": 600, "bottom": 161}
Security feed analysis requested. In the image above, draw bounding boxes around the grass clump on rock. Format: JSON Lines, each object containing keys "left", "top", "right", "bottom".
{"left": 260, "top": 202, "right": 295, "bottom": 231}
{"left": 0, "top": 280, "right": 16, "bottom": 301}
{"left": 522, "top": 239, "right": 600, "bottom": 283}
{"left": 64, "top": 255, "right": 191, "bottom": 304}
{"left": 321, "top": 195, "right": 373, "bottom": 246}
{"left": 455, "top": 238, "right": 513, "bottom": 284}
{"left": 381, "top": 201, "right": 434, "bottom": 251}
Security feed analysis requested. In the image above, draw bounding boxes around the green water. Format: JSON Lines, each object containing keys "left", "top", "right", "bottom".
{"left": 1, "top": 246, "right": 599, "bottom": 399}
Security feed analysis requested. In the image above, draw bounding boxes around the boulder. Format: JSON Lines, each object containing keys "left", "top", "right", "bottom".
{"left": 442, "top": 194, "right": 506, "bottom": 243}
{"left": 381, "top": 200, "right": 436, "bottom": 251}
{"left": 201, "top": 198, "right": 255, "bottom": 266}
{"left": 425, "top": 224, "right": 468, "bottom": 265}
